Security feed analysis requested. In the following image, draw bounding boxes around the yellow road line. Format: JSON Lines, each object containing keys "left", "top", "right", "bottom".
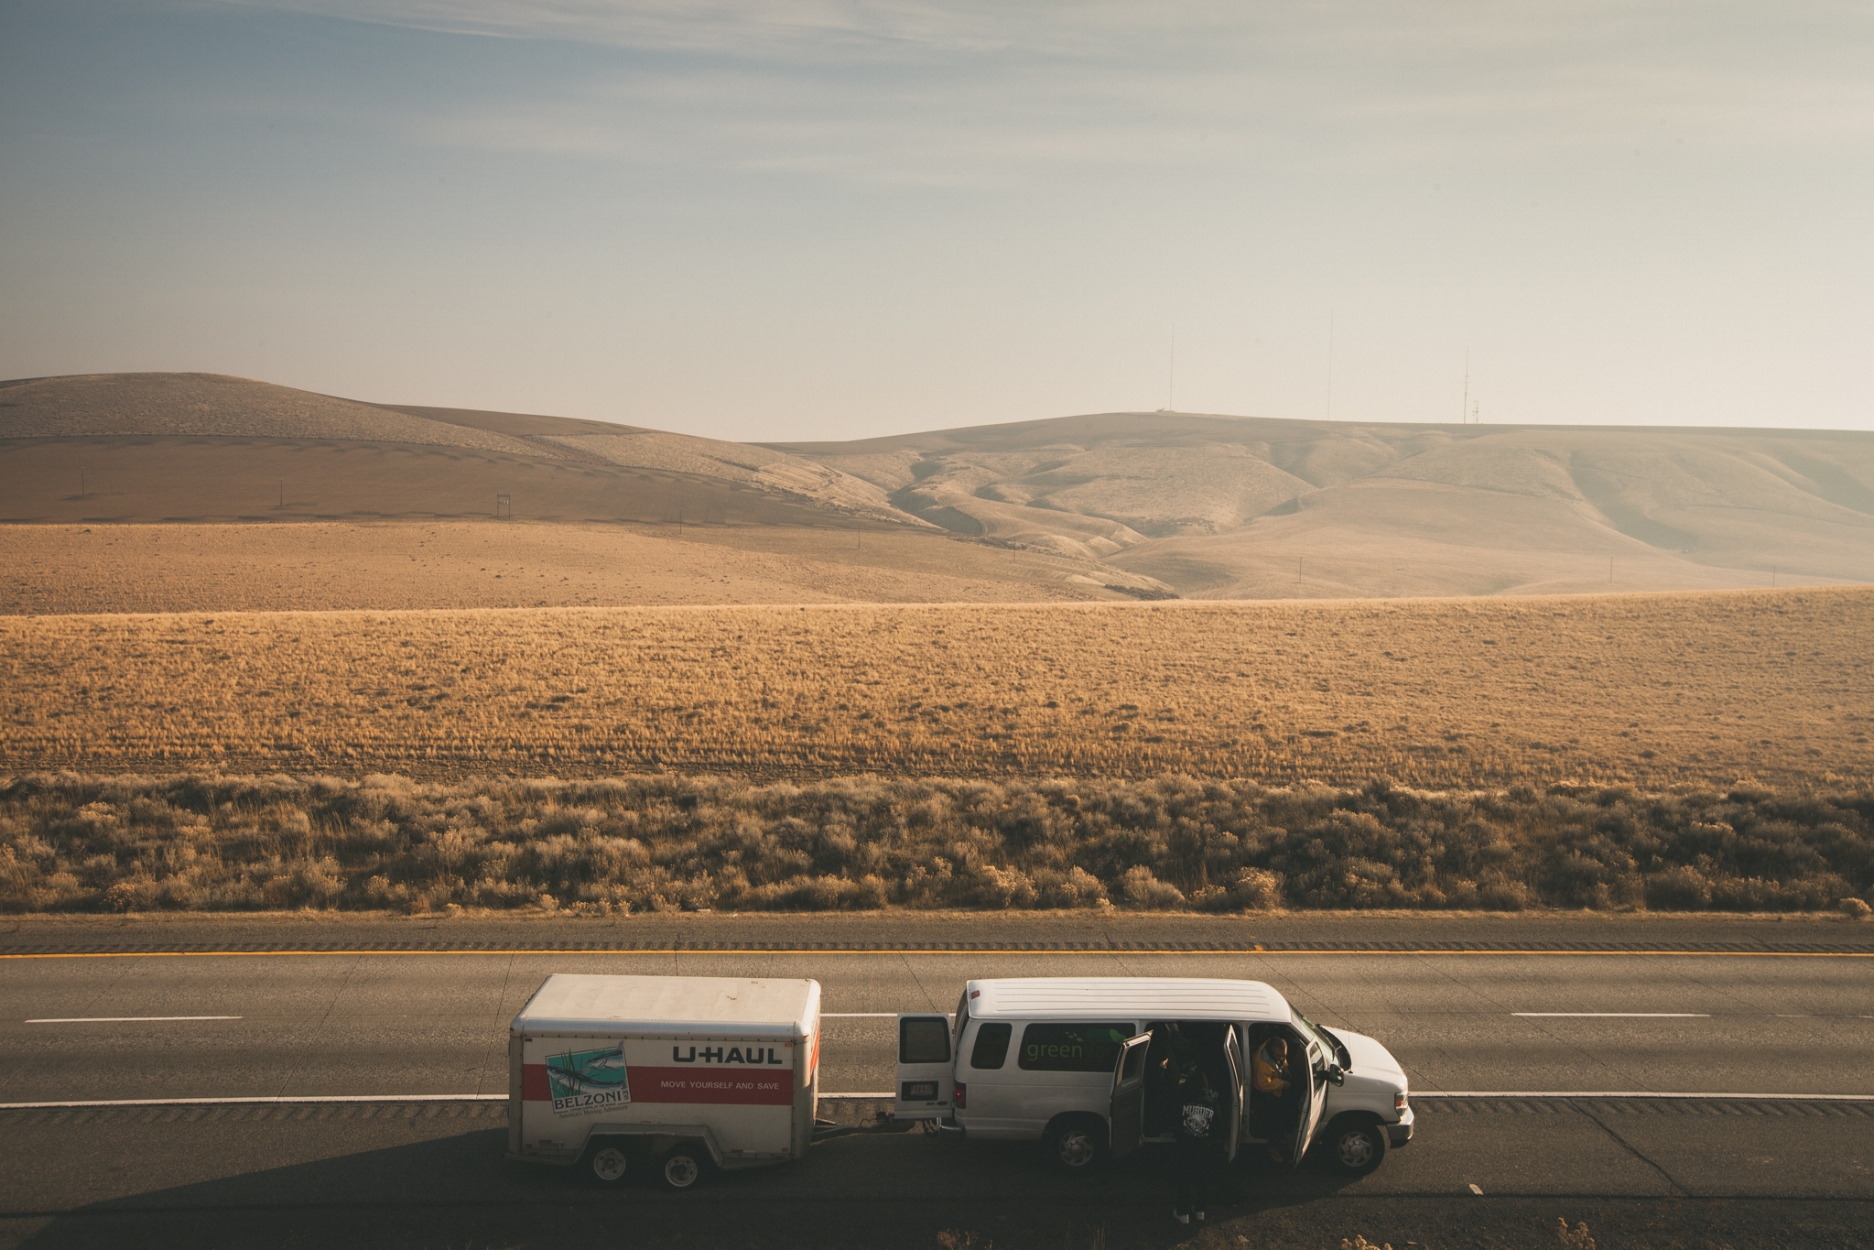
{"left": 2, "top": 948, "right": 1871, "bottom": 960}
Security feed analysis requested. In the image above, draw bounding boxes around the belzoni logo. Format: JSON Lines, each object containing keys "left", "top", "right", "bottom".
{"left": 545, "top": 1046, "right": 631, "bottom": 1117}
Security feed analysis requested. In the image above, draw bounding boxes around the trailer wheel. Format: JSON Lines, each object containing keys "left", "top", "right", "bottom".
{"left": 659, "top": 1146, "right": 706, "bottom": 1191}
{"left": 586, "top": 1142, "right": 630, "bottom": 1187}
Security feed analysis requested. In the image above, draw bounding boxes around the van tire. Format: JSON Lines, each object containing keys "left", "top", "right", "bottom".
{"left": 1322, "top": 1115, "right": 1387, "bottom": 1177}
{"left": 659, "top": 1146, "right": 707, "bottom": 1190}
{"left": 1044, "top": 1116, "right": 1108, "bottom": 1173}
{"left": 584, "top": 1140, "right": 631, "bottom": 1187}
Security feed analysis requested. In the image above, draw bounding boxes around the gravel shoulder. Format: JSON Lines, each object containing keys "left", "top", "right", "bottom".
{"left": 5, "top": 909, "right": 1871, "bottom": 953}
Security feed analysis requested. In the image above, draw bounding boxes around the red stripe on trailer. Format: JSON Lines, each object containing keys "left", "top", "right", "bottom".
{"left": 520, "top": 1063, "right": 792, "bottom": 1106}
{"left": 629, "top": 1066, "right": 793, "bottom": 1105}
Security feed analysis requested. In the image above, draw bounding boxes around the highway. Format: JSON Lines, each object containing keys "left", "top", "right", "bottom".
{"left": 2, "top": 930, "right": 1871, "bottom": 1248}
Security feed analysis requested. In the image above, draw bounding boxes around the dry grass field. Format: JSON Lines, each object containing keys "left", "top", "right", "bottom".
{"left": 0, "top": 522, "right": 1142, "bottom": 614}
{"left": 3, "top": 588, "right": 1869, "bottom": 789}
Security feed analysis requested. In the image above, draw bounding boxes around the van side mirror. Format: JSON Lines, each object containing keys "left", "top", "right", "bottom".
{"left": 1327, "top": 1064, "right": 1346, "bottom": 1087}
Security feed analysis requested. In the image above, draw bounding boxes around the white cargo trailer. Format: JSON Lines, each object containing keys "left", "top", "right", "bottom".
{"left": 508, "top": 973, "right": 822, "bottom": 1189}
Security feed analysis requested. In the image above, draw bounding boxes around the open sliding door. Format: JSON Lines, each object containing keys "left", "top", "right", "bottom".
{"left": 1107, "top": 1033, "right": 1154, "bottom": 1160}
{"left": 1290, "top": 1042, "right": 1329, "bottom": 1166}
{"left": 1221, "top": 1028, "right": 1244, "bottom": 1163}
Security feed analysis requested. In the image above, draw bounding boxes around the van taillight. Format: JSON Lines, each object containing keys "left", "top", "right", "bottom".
{"left": 953, "top": 1082, "right": 967, "bottom": 1110}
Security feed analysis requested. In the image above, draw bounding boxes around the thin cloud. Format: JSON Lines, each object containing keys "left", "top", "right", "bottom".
{"left": 212, "top": 0, "right": 1874, "bottom": 185}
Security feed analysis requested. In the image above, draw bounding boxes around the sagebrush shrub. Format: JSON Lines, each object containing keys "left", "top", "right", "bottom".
{"left": 1, "top": 772, "right": 1868, "bottom": 914}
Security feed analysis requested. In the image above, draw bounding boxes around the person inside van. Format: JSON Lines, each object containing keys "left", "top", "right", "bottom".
{"left": 1252, "top": 1034, "right": 1292, "bottom": 1096}
{"left": 1170, "top": 1057, "right": 1223, "bottom": 1224}
{"left": 1249, "top": 1034, "right": 1297, "bottom": 1155}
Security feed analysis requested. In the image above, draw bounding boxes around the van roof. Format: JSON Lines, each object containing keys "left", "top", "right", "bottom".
{"left": 965, "top": 977, "right": 1290, "bottom": 1023}
{"left": 512, "top": 974, "right": 819, "bottom": 1038}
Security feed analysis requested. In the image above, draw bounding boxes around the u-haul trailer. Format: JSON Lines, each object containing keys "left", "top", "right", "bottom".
{"left": 508, "top": 974, "right": 821, "bottom": 1189}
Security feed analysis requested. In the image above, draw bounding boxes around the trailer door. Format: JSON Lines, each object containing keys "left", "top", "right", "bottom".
{"left": 1107, "top": 1033, "right": 1154, "bottom": 1160}
{"left": 1221, "top": 1028, "right": 1244, "bottom": 1164}
{"left": 894, "top": 1015, "right": 954, "bottom": 1121}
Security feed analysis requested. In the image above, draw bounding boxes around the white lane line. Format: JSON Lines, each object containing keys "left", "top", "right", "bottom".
{"left": 0, "top": 1094, "right": 505, "bottom": 1110}
{"left": 26, "top": 1016, "right": 242, "bottom": 1024}
{"left": 1415, "top": 1091, "right": 1874, "bottom": 1101}
{"left": 0, "top": 1092, "right": 893, "bottom": 1111}
{"left": 1512, "top": 1012, "right": 1709, "bottom": 1018}
{"left": 4, "top": 1091, "right": 1868, "bottom": 1112}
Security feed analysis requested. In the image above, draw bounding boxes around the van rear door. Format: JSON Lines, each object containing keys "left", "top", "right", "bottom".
{"left": 1290, "top": 1041, "right": 1329, "bottom": 1166}
{"left": 1107, "top": 1033, "right": 1154, "bottom": 1160}
{"left": 1221, "top": 1028, "right": 1244, "bottom": 1164}
{"left": 894, "top": 1014, "right": 954, "bottom": 1121}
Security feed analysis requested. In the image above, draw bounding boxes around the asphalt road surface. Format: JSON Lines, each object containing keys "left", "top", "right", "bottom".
{"left": 3, "top": 921, "right": 1871, "bottom": 1248}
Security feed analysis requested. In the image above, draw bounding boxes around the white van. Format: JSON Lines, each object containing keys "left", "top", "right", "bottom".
{"left": 893, "top": 977, "right": 1412, "bottom": 1177}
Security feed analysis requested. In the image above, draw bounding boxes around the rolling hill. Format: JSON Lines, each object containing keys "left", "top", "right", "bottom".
{"left": 4, "top": 371, "right": 1872, "bottom": 606}
{"left": 0, "top": 373, "right": 921, "bottom": 531}
{"left": 775, "top": 412, "right": 1874, "bottom": 596}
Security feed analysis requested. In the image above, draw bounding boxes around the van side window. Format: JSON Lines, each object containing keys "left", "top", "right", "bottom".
{"left": 970, "top": 1023, "right": 1013, "bottom": 1069}
{"left": 900, "top": 1017, "right": 951, "bottom": 1065}
{"left": 1016, "top": 1023, "right": 1133, "bottom": 1072}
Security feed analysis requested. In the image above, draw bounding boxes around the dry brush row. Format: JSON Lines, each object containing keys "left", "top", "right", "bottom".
{"left": 3, "top": 771, "right": 1870, "bottom": 915}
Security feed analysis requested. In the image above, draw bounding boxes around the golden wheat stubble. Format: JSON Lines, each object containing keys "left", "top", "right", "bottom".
{"left": 1, "top": 589, "right": 1870, "bottom": 787}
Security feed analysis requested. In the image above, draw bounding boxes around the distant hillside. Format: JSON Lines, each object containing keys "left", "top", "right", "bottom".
{"left": 0, "top": 373, "right": 539, "bottom": 455}
{"left": 0, "top": 373, "right": 925, "bottom": 534}
{"left": 775, "top": 412, "right": 1874, "bottom": 595}
{"left": 6, "top": 373, "right": 1871, "bottom": 601}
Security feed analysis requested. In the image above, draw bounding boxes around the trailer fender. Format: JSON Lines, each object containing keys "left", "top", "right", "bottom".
{"left": 583, "top": 1123, "right": 728, "bottom": 1169}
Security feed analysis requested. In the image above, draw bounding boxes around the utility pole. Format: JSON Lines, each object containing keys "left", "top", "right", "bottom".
{"left": 1461, "top": 350, "right": 1469, "bottom": 424}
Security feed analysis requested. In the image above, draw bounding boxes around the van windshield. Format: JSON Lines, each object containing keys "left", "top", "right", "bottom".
{"left": 1290, "top": 1010, "right": 1334, "bottom": 1060}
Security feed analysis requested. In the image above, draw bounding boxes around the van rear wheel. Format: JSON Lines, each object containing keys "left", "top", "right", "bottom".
{"left": 659, "top": 1146, "right": 707, "bottom": 1190}
{"left": 1045, "top": 1117, "right": 1108, "bottom": 1173}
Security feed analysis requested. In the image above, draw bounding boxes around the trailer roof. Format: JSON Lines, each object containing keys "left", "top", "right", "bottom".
{"left": 513, "top": 974, "right": 819, "bottom": 1038}
{"left": 965, "top": 977, "right": 1290, "bottom": 1023}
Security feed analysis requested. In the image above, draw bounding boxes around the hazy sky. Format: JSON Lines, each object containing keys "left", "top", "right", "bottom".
{"left": 2, "top": 1, "right": 1870, "bottom": 442}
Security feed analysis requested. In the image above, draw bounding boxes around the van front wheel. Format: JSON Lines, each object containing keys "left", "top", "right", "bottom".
{"left": 1045, "top": 1117, "right": 1108, "bottom": 1173}
{"left": 1323, "top": 1115, "right": 1387, "bottom": 1177}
